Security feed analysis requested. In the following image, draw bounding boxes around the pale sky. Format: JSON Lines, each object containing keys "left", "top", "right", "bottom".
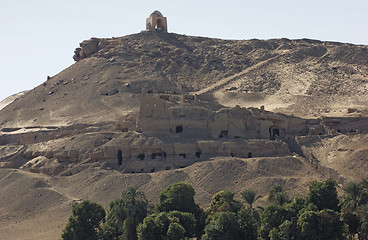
{"left": 1, "top": 0, "right": 367, "bottom": 101}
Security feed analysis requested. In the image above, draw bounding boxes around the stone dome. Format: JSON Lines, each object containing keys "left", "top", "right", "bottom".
{"left": 150, "top": 10, "right": 163, "bottom": 17}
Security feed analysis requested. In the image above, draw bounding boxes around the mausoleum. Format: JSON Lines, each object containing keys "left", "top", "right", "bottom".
{"left": 146, "top": 10, "right": 167, "bottom": 32}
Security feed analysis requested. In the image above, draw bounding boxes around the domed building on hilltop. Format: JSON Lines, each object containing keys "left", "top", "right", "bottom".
{"left": 146, "top": 10, "right": 168, "bottom": 32}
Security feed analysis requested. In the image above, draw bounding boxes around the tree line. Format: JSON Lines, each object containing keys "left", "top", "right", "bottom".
{"left": 60, "top": 177, "right": 368, "bottom": 240}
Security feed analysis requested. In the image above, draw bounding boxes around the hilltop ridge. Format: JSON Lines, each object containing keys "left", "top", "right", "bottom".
{"left": 1, "top": 31, "right": 367, "bottom": 127}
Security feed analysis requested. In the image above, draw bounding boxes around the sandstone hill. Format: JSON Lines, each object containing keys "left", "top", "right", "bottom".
{"left": 1, "top": 31, "right": 367, "bottom": 127}
{"left": 0, "top": 31, "right": 367, "bottom": 239}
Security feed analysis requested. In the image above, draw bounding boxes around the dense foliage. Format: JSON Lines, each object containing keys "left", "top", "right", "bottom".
{"left": 61, "top": 177, "right": 368, "bottom": 240}
{"left": 61, "top": 200, "right": 106, "bottom": 240}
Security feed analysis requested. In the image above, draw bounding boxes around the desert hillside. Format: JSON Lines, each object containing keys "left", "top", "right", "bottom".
{"left": 0, "top": 91, "right": 27, "bottom": 111}
{"left": 0, "top": 156, "right": 323, "bottom": 240}
{"left": 0, "top": 31, "right": 367, "bottom": 127}
{"left": 0, "top": 31, "right": 367, "bottom": 239}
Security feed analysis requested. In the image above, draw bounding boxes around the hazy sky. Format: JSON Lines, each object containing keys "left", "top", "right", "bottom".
{"left": 1, "top": 0, "right": 367, "bottom": 101}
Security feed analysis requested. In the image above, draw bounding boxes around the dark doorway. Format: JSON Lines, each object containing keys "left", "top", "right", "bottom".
{"left": 117, "top": 150, "right": 123, "bottom": 166}
{"left": 269, "top": 127, "right": 280, "bottom": 140}
{"left": 219, "top": 130, "right": 228, "bottom": 138}
{"left": 248, "top": 152, "right": 252, "bottom": 158}
{"left": 273, "top": 129, "right": 280, "bottom": 137}
{"left": 137, "top": 154, "right": 145, "bottom": 160}
{"left": 176, "top": 125, "right": 183, "bottom": 133}
{"left": 195, "top": 151, "right": 201, "bottom": 158}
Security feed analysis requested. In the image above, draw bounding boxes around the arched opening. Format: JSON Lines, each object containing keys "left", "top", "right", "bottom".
{"left": 117, "top": 150, "right": 123, "bottom": 166}
{"left": 156, "top": 19, "right": 163, "bottom": 30}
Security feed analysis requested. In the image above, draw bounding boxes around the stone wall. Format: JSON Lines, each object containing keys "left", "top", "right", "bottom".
{"left": 100, "top": 138, "right": 290, "bottom": 173}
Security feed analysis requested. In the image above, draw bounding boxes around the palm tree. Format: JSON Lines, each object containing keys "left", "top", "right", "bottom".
{"left": 268, "top": 184, "right": 289, "bottom": 205}
{"left": 121, "top": 187, "right": 147, "bottom": 205}
{"left": 241, "top": 189, "right": 263, "bottom": 222}
{"left": 356, "top": 204, "right": 368, "bottom": 240}
{"left": 105, "top": 187, "right": 149, "bottom": 240}
{"left": 360, "top": 177, "right": 368, "bottom": 189}
{"left": 209, "top": 190, "right": 242, "bottom": 214}
{"left": 343, "top": 182, "right": 361, "bottom": 211}
{"left": 240, "top": 189, "right": 261, "bottom": 209}
{"left": 220, "top": 190, "right": 236, "bottom": 212}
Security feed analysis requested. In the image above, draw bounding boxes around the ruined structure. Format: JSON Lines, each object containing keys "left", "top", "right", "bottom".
{"left": 0, "top": 94, "right": 367, "bottom": 176}
{"left": 146, "top": 10, "right": 167, "bottom": 32}
{"left": 138, "top": 94, "right": 308, "bottom": 139}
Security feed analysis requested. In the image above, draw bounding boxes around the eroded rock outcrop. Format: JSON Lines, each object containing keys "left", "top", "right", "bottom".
{"left": 73, "top": 37, "right": 106, "bottom": 61}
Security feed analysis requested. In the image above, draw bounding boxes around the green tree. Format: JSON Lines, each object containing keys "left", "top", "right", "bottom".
{"left": 343, "top": 181, "right": 362, "bottom": 211}
{"left": 357, "top": 204, "right": 368, "bottom": 240}
{"left": 202, "top": 208, "right": 258, "bottom": 240}
{"left": 318, "top": 209, "right": 344, "bottom": 240}
{"left": 136, "top": 214, "right": 162, "bottom": 240}
{"left": 237, "top": 208, "right": 259, "bottom": 240}
{"left": 202, "top": 212, "right": 241, "bottom": 240}
{"left": 167, "top": 211, "right": 196, "bottom": 237}
{"left": 298, "top": 209, "right": 344, "bottom": 240}
{"left": 360, "top": 176, "right": 368, "bottom": 189}
{"left": 268, "top": 184, "right": 289, "bottom": 205}
{"left": 137, "top": 211, "right": 196, "bottom": 240}
{"left": 269, "top": 220, "right": 291, "bottom": 240}
{"left": 166, "top": 222, "right": 185, "bottom": 240}
{"left": 156, "top": 182, "right": 197, "bottom": 213}
{"left": 297, "top": 210, "right": 319, "bottom": 240}
{"left": 207, "top": 190, "right": 242, "bottom": 218}
{"left": 241, "top": 189, "right": 261, "bottom": 209}
{"left": 155, "top": 182, "right": 205, "bottom": 237}
{"left": 258, "top": 204, "right": 294, "bottom": 240}
{"left": 306, "top": 178, "right": 340, "bottom": 212}
{"left": 102, "top": 187, "right": 148, "bottom": 240}
{"left": 61, "top": 200, "right": 106, "bottom": 240}
{"left": 287, "top": 196, "right": 308, "bottom": 215}
{"left": 240, "top": 189, "right": 262, "bottom": 222}
{"left": 342, "top": 210, "right": 360, "bottom": 239}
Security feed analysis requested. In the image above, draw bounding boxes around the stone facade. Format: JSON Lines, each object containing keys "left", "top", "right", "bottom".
{"left": 137, "top": 94, "right": 309, "bottom": 140}
{"left": 146, "top": 11, "right": 167, "bottom": 32}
